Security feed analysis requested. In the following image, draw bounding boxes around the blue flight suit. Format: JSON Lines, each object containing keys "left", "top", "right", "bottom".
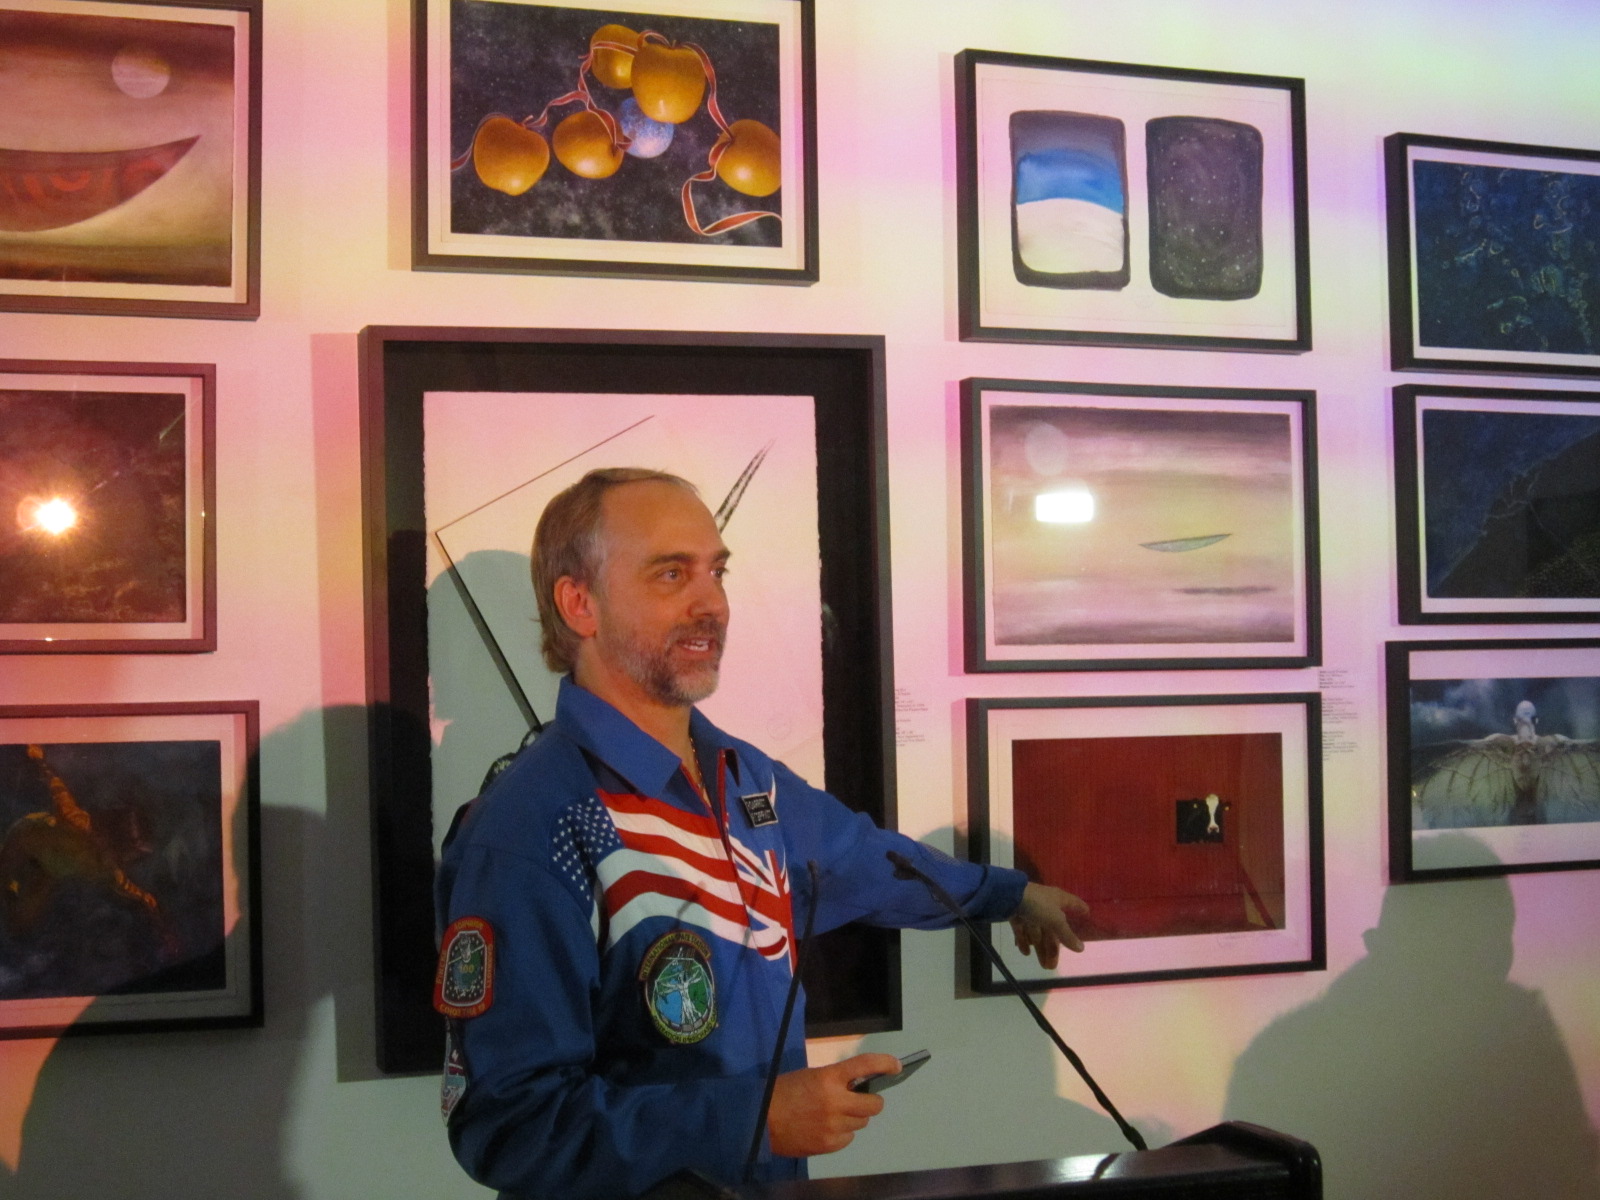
{"left": 435, "top": 677, "right": 1026, "bottom": 1199}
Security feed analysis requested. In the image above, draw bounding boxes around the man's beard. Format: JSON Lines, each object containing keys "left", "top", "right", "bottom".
{"left": 603, "top": 618, "right": 726, "bottom": 706}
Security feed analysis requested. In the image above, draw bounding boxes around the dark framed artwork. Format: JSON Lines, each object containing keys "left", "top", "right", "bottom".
{"left": 967, "top": 693, "right": 1324, "bottom": 991}
{"left": 359, "top": 325, "right": 896, "bottom": 1072}
{"left": 414, "top": 0, "right": 817, "bottom": 283}
{"left": 0, "top": 0, "right": 262, "bottom": 320}
{"left": 1394, "top": 384, "right": 1600, "bottom": 624}
{"left": 1385, "top": 133, "right": 1600, "bottom": 378}
{"left": 1386, "top": 639, "right": 1600, "bottom": 882}
{"left": 0, "top": 359, "right": 216, "bottom": 653}
{"left": 961, "top": 379, "right": 1319, "bottom": 672}
{"left": 955, "top": 50, "right": 1310, "bottom": 351}
{"left": 0, "top": 701, "right": 261, "bottom": 1038}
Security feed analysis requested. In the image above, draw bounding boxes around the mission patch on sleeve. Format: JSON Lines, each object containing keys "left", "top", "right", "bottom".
{"left": 435, "top": 916, "right": 495, "bottom": 1018}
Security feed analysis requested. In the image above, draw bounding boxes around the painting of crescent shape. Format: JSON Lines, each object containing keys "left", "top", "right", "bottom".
{"left": 987, "top": 403, "right": 1297, "bottom": 647}
{"left": 0, "top": 9, "right": 235, "bottom": 287}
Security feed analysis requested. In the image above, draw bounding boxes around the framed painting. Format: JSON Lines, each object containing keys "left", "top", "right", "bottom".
{"left": 1386, "top": 639, "right": 1600, "bottom": 882}
{"left": 0, "top": 0, "right": 262, "bottom": 320}
{"left": 1394, "top": 384, "right": 1600, "bottom": 624}
{"left": 1386, "top": 133, "right": 1600, "bottom": 378}
{"left": 0, "top": 701, "right": 260, "bottom": 1038}
{"left": 960, "top": 379, "right": 1319, "bottom": 672}
{"left": 359, "top": 325, "right": 895, "bottom": 1072}
{"left": 955, "top": 50, "right": 1310, "bottom": 351}
{"left": 967, "top": 693, "right": 1324, "bottom": 991}
{"left": 0, "top": 358, "right": 216, "bottom": 653}
{"left": 414, "top": 0, "right": 817, "bottom": 283}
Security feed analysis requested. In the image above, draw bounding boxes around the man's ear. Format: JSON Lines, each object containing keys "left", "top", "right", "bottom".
{"left": 553, "top": 576, "right": 599, "bottom": 639}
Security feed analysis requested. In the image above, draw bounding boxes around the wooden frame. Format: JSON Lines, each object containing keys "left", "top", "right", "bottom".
{"left": 961, "top": 378, "right": 1320, "bottom": 672}
{"left": 0, "top": 701, "right": 261, "bottom": 1038}
{"left": 414, "top": 0, "right": 817, "bottom": 283}
{"left": 0, "top": 358, "right": 216, "bottom": 653}
{"left": 967, "top": 693, "right": 1325, "bottom": 992}
{"left": 1386, "top": 639, "right": 1600, "bottom": 882}
{"left": 0, "top": 0, "right": 262, "bottom": 320}
{"left": 955, "top": 50, "right": 1310, "bottom": 351}
{"left": 1394, "top": 383, "right": 1600, "bottom": 624}
{"left": 359, "top": 325, "right": 896, "bottom": 1072}
{"left": 1386, "top": 132, "right": 1600, "bottom": 378}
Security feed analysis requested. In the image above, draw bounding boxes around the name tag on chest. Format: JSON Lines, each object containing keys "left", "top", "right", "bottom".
{"left": 740, "top": 790, "right": 778, "bottom": 827}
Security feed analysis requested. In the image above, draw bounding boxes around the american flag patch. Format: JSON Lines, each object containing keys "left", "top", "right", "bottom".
{"left": 555, "top": 788, "right": 796, "bottom": 965}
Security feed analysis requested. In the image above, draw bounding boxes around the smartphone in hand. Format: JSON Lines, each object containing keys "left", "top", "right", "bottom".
{"left": 849, "top": 1049, "right": 931, "bottom": 1094}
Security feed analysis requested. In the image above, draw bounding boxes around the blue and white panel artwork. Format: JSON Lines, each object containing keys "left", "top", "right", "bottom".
{"left": 1009, "top": 110, "right": 1129, "bottom": 289}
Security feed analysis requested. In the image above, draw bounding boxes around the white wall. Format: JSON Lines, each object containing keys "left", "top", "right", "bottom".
{"left": 2, "top": 2, "right": 1598, "bottom": 1198}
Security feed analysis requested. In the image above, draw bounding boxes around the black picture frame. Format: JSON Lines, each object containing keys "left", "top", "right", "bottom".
{"left": 967, "top": 693, "right": 1325, "bottom": 992}
{"left": 1386, "top": 638, "right": 1600, "bottom": 883}
{"left": 1393, "top": 383, "right": 1600, "bottom": 624}
{"left": 358, "top": 325, "right": 897, "bottom": 1073}
{"left": 0, "top": 701, "right": 261, "bottom": 1038}
{"left": 1385, "top": 132, "right": 1600, "bottom": 378}
{"left": 960, "top": 378, "right": 1320, "bottom": 672}
{"left": 955, "top": 50, "right": 1311, "bottom": 351}
{"left": 0, "top": 0, "right": 263, "bottom": 320}
{"left": 413, "top": 0, "right": 818, "bottom": 284}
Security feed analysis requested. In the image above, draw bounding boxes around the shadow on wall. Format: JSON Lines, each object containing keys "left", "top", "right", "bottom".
{"left": 1, "top": 704, "right": 400, "bottom": 1200}
{"left": 1224, "top": 834, "right": 1600, "bottom": 1200}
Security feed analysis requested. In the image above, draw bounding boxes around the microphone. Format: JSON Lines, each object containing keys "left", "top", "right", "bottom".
{"left": 744, "top": 859, "right": 822, "bottom": 1182}
{"left": 885, "top": 850, "right": 1147, "bottom": 1152}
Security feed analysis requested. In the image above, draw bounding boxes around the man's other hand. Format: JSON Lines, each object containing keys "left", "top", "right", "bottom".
{"left": 767, "top": 1053, "right": 902, "bottom": 1157}
{"left": 1010, "top": 882, "right": 1090, "bottom": 968}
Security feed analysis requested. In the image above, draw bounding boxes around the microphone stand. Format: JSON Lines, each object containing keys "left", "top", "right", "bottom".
{"left": 886, "top": 851, "right": 1147, "bottom": 1152}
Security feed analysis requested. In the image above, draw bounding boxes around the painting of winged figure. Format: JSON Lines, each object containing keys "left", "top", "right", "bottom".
{"left": 1408, "top": 675, "right": 1600, "bottom": 829}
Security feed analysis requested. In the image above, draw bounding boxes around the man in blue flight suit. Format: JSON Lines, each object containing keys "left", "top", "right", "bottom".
{"left": 434, "top": 467, "right": 1088, "bottom": 1198}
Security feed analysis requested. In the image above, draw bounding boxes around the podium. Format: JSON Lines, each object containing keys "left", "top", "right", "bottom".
{"left": 649, "top": 1122, "right": 1320, "bottom": 1199}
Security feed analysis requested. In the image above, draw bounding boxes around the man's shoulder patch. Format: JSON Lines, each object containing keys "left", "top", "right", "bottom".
{"left": 435, "top": 916, "right": 495, "bottom": 1019}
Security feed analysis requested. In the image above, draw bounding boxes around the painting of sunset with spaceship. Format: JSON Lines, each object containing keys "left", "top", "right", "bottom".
{"left": 962, "top": 380, "right": 1318, "bottom": 671}
{"left": 0, "top": 0, "right": 259, "bottom": 317}
{"left": 0, "top": 362, "right": 213, "bottom": 652}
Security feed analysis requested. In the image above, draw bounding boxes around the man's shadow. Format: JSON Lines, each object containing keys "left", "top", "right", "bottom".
{"left": 1224, "top": 834, "right": 1600, "bottom": 1199}
{"left": 4, "top": 703, "right": 410, "bottom": 1199}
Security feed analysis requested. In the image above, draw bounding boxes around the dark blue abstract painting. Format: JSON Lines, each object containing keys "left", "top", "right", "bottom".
{"left": 1413, "top": 160, "right": 1600, "bottom": 355}
{"left": 1147, "top": 116, "right": 1263, "bottom": 301}
{"left": 1421, "top": 407, "right": 1600, "bottom": 598}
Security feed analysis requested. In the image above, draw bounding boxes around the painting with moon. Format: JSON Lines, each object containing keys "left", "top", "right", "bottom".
{"left": 961, "top": 380, "right": 1318, "bottom": 672}
{"left": 1388, "top": 639, "right": 1600, "bottom": 880}
{"left": 0, "top": 1, "right": 259, "bottom": 317}
{"left": 0, "top": 361, "right": 213, "bottom": 653}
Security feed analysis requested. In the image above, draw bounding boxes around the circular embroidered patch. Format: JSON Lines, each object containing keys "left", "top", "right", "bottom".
{"left": 639, "top": 930, "right": 717, "bottom": 1044}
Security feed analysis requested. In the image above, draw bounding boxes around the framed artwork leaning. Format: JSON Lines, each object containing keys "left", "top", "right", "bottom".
{"left": 0, "top": 701, "right": 261, "bottom": 1038}
{"left": 960, "top": 378, "right": 1320, "bottom": 671}
{"left": 0, "top": 358, "right": 216, "bottom": 653}
{"left": 360, "top": 325, "right": 897, "bottom": 1072}
{"left": 0, "top": 0, "right": 262, "bottom": 319}
{"left": 1394, "top": 383, "right": 1600, "bottom": 623}
{"left": 967, "top": 693, "right": 1325, "bottom": 992}
{"left": 1386, "top": 132, "right": 1600, "bottom": 378}
{"left": 955, "top": 50, "right": 1310, "bottom": 351}
{"left": 1386, "top": 639, "right": 1600, "bottom": 882}
{"left": 414, "top": 0, "right": 817, "bottom": 283}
